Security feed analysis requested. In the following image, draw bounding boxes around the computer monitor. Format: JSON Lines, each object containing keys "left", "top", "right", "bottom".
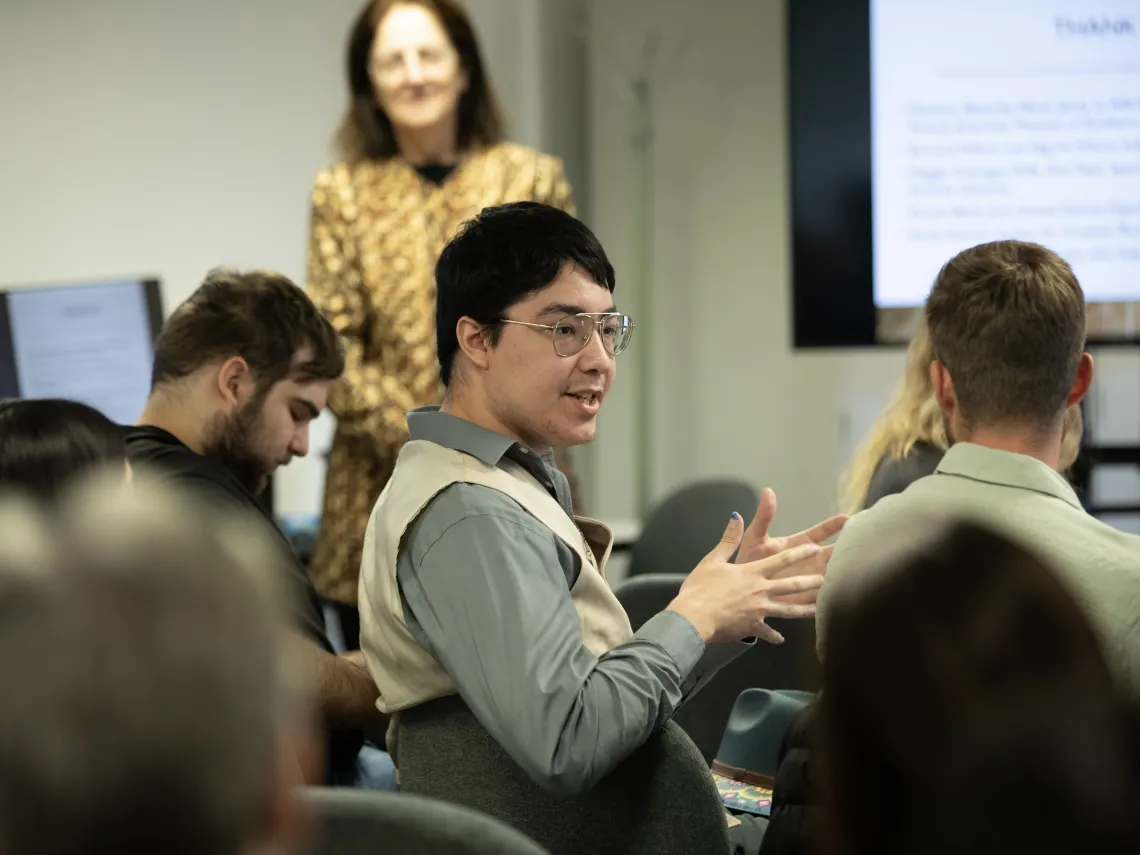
{"left": 0, "top": 278, "right": 163, "bottom": 424}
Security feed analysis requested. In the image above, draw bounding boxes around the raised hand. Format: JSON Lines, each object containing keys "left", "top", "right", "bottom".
{"left": 668, "top": 513, "right": 826, "bottom": 645}
{"left": 738, "top": 488, "right": 848, "bottom": 562}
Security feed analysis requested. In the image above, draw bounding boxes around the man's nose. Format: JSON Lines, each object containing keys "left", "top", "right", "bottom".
{"left": 577, "top": 326, "right": 614, "bottom": 370}
{"left": 289, "top": 426, "right": 310, "bottom": 458}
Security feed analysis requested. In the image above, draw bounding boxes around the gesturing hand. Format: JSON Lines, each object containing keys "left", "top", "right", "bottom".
{"left": 735, "top": 488, "right": 847, "bottom": 599}
{"left": 668, "top": 514, "right": 826, "bottom": 646}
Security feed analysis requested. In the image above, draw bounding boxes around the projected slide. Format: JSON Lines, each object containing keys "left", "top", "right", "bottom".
{"left": 7, "top": 282, "right": 154, "bottom": 425}
{"left": 872, "top": 1, "right": 1140, "bottom": 307}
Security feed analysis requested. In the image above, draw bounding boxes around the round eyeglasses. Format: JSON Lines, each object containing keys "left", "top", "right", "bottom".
{"left": 498, "top": 313, "right": 636, "bottom": 357}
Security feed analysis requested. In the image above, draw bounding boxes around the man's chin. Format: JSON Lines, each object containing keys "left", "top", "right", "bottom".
{"left": 560, "top": 421, "right": 599, "bottom": 447}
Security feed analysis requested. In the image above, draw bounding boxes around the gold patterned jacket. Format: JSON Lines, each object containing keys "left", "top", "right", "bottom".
{"left": 306, "top": 142, "right": 575, "bottom": 605}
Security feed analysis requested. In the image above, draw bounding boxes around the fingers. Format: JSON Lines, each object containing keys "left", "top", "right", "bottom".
{"left": 749, "top": 487, "right": 777, "bottom": 538}
{"left": 707, "top": 512, "right": 746, "bottom": 563}
{"left": 787, "top": 513, "right": 850, "bottom": 548}
{"left": 763, "top": 601, "right": 818, "bottom": 620}
{"left": 765, "top": 544, "right": 835, "bottom": 581}
{"left": 754, "top": 623, "right": 785, "bottom": 645}
{"left": 773, "top": 589, "right": 825, "bottom": 607}
{"left": 764, "top": 573, "right": 825, "bottom": 599}
{"left": 739, "top": 542, "right": 821, "bottom": 577}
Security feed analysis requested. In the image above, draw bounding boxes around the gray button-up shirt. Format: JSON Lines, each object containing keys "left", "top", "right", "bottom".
{"left": 396, "top": 407, "right": 747, "bottom": 795}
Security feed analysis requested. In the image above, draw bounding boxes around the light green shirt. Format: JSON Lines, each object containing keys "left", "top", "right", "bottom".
{"left": 818, "top": 442, "right": 1140, "bottom": 693}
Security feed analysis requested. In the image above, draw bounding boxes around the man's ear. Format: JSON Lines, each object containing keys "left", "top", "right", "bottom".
{"left": 455, "top": 318, "right": 494, "bottom": 373}
{"left": 930, "top": 359, "right": 956, "bottom": 420}
{"left": 216, "top": 357, "right": 255, "bottom": 411}
{"left": 1066, "top": 352, "right": 1094, "bottom": 407}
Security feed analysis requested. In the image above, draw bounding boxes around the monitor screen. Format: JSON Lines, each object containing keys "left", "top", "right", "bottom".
{"left": 0, "top": 279, "right": 163, "bottom": 424}
{"left": 790, "top": 0, "right": 1140, "bottom": 347}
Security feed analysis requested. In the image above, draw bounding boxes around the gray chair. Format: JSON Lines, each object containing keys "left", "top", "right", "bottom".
{"left": 627, "top": 480, "right": 760, "bottom": 578}
{"left": 614, "top": 573, "right": 820, "bottom": 764}
{"left": 396, "top": 694, "right": 730, "bottom": 855}
{"left": 302, "top": 787, "right": 552, "bottom": 855}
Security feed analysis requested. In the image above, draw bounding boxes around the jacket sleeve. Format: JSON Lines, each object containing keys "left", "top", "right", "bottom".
{"left": 759, "top": 703, "right": 820, "bottom": 855}
{"left": 306, "top": 168, "right": 416, "bottom": 453}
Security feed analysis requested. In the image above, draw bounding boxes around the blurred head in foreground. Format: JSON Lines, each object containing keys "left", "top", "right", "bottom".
{"left": 0, "top": 474, "right": 313, "bottom": 855}
{"left": 906, "top": 691, "right": 1140, "bottom": 855}
{"left": 819, "top": 518, "right": 1120, "bottom": 855}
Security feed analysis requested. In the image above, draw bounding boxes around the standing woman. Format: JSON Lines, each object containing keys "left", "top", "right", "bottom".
{"left": 307, "top": 0, "right": 578, "bottom": 645}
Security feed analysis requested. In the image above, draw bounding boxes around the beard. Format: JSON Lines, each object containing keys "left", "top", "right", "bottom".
{"left": 202, "top": 399, "right": 273, "bottom": 495}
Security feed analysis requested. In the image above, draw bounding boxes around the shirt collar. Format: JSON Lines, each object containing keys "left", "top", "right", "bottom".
{"left": 407, "top": 406, "right": 543, "bottom": 467}
{"left": 935, "top": 442, "right": 1083, "bottom": 510}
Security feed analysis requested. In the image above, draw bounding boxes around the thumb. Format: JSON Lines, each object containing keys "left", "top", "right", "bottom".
{"left": 752, "top": 487, "right": 777, "bottom": 537}
{"left": 707, "top": 512, "right": 745, "bottom": 563}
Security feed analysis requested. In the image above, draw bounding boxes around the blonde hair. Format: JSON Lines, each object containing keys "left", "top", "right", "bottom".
{"left": 839, "top": 323, "right": 1083, "bottom": 515}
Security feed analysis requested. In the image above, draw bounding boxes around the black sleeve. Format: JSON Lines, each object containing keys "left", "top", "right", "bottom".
{"left": 163, "top": 474, "right": 333, "bottom": 651}
{"left": 759, "top": 703, "right": 820, "bottom": 855}
{"left": 863, "top": 444, "right": 944, "bottom": 510}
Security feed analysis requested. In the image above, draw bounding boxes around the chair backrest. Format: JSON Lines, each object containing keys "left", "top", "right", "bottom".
{"left": 614, "top": 574, "right": 820, "bottom": 763}
{"left": 302, "top": 787, "right": 552, "bottom": 855}
{"left": 628, "top": 480, "right": 760, "bottom": 578}
{"left": 396, "top": 694, "right": 730, "bottom": 855}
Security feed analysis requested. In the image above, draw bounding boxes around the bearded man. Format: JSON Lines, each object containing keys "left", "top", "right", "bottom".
{"left": 126, "top": 267, "right": 393, "bottom": 790}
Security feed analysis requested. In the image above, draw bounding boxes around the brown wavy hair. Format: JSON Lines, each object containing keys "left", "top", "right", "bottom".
{"left": 333, "top": 0, "right": 506, "bottom": 163}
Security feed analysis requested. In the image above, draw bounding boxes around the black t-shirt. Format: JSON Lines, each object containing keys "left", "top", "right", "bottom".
{"left": 415, "top": 163, "right": 458, "bottom": 185}
{"left": 124, "top": 426, "right": 329, "bottom": 644}
{"left": 123, "top": 426, "right": 363, "bottom": 778}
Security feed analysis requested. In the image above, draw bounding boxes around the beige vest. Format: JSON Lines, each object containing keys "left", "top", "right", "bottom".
{"left": 358, "top": 439, "right": 634, "bottom": 717}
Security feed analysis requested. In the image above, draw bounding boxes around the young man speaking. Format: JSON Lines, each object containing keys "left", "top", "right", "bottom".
{"left": 359, "top": 203, "right": 843, "bottom": 854}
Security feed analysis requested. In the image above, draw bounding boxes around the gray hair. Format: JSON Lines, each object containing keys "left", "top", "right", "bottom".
{"left": 0, "top": 473, "right": 298, "bottom": 855}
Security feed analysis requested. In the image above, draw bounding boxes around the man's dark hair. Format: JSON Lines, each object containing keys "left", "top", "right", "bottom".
{"left": 152, "top": 268, "right": 344, "bottom": 393}
{"left": 0, "top": 398, "right": 126, "bottom": 502}
{"left": 925, "top": 240, "right": 1086, "bottom": 430}
{"left": 435, "top": 202, "right": 616, "bottom": 386}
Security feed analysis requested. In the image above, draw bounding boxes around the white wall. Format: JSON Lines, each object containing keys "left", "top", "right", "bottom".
{"left": 583, "top": 0, "right": 899, "bottom": 534}
{"left": 0, "top": 0, "right": 586, "bottom": 517}
{"left": 583, "top": 0, "right": 1140, "bottom": 535}
{"left": 1, "top": 0, "right": 1135, "bottom": 530}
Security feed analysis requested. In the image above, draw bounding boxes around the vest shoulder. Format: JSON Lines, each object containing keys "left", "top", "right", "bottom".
{"left": 404, "top": 481, "right": 555, "bottom": 559}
